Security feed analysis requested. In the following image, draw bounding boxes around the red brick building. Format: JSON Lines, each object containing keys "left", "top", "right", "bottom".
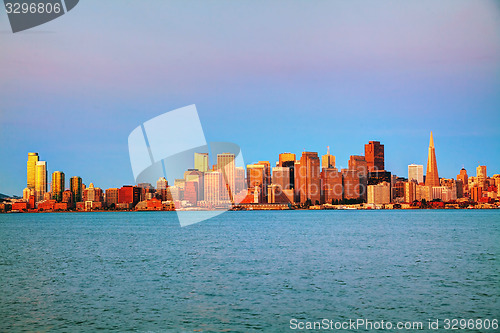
{"left": 118, "top": 186, "right": 140, "bottom": 206}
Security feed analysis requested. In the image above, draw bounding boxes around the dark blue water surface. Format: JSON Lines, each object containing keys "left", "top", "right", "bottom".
{"left": 0, "top": 210, "right": 499, "bottom": 332}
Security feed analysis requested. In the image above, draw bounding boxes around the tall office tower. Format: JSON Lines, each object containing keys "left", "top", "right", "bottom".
{"left": 194, "top": 152, "right": 209, "bottom": 172}
{"left": 404, "top": 181, "right": 417, "bottom": 203}
{"left": 279, "top": 153, "right": 296, "bottom": 166}
{"left": 27, "top": 152, "right": 39, "bottom": 190}
{"left": 257, "top": 161, "right": 271, "bottom": 186}
{"left": 51, "top": 171, "right": 65, "bottom": 202}
{"left": 156, "top": 177, "right": 168, "bottom": 190}
{"left": 204, "top": 171, "right": 221, "bottom": 205}
{"left": 365, "top": 141, "right": 385, "bottom": 172}
{"left": 457, "top": 168, "right": 469, "bottom": 195}
{"left": 279, "top": 152, "right": 296, "bottom": 190}
{"left": 476, "top": 165, "right": 488, "bottom": 190}
{"left": 476, "top": 165, "right": 487, "bottom": 179}
{"left": 349, "top": 155, "right": 368, "bottom": 201}
{"left": 235, "top": 167, "right": 245, "bottom": 194}
{"left": 23, "top": 187, "right": 32, "bottom": 200}
{"left": 105, "top": 188, "right": 119, "bottom": 207}
{"left": 297, "top": 152, "right": 321, "bottom": 204}
{"left": 247, "top": 164, "right": 266, "bottom": 189}
{"left": 321, "top": 146, "right": 336, "bottom": 169}
{"left": 272, "top": 166, "right": 290, "bottom": 190}
{"left": 425, "top": 132, "right": 440, "bottom": 187}
{"left": 342, "top": 169, "right": 362, "bottom": 200}
{"left": 408, "top": 164, "right": 424, "bottom": 184}
{"left": 184, "top": 181, "right": 198, "bottom": 204}
{"left": 118, "top": 185, "right": 141, "bottom": 206}
{"left": 184, "top": 169, "right": 204, "bottom": 201}
{"left": 70, "top": 176, "right": 83, "bottom": 202}
{"left": 35, "top": 161, "right": 48, "bottom": 202}
{"left": 367, "top": 182, "right": 391, "bottom": 204}
{"left": 217, "top": 153, "right": 236, "bottom": 201}
{"left": 321, "top": 168, "right": 343, "bottom": 203}
{"left": 348, "top": 155, "right": 367, "bottom": 176}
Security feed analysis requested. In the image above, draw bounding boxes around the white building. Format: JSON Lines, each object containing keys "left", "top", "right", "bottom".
{"left": 408, "top": 164, "right": 424, "bottom": 184}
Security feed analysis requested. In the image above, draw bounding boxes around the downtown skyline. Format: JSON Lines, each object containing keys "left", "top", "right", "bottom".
{"left": 7, "top": 131, "right": 499, "bottom": 213}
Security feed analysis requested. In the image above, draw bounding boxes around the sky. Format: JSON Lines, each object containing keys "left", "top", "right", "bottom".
{"left": 1, "top": 0, "right": 499, "bottom": 196}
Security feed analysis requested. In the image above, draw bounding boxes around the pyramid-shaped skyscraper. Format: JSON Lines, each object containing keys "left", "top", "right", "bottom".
{"left": 425, "top": 131, "right": 440, "bottom": 187}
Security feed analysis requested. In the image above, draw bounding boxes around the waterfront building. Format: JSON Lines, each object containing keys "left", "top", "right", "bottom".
{"left": 204, "top": 171, "right": 221, "bottom": 205}
{"left": 156, "top": 177, "right": 168, "bottom": 190}
{"left": 184, "top": 169, "right": 204, "bottom": 201}
{"left": 471, "top": 186, "right": 483, "bottom": 202}
{"left": 184, "top": 181, "right": 198, "bottom": 204}
{"left": 235, "top": 167, "right": 246, "bottom": 195}
{"left": 342, "top": 169, "right": 363, "bottom": 201}
{"left": 35, "top": 161, "right": 48, "bottom": 202}
{"left": 217, "top": 153, "right": 236, "bottom": 202}
{"left": 367, "top": 182, "right": 391, "bottom": 204}
{"left": 27, "top": 152, "right": 39, "bottom": 190}
{"left": 23, "top": 187, "right": 33, "bottom": 200}
{"left": 247, "top": 164, "right": 266, "bottom": 202}
{"left": 404, "top": 181, "right": 417, "bottom": 203}
{"left": 105, "top": 188, "right": 119, "bottom": 207}
{"left": 70, "top": 176, "right": 83, "bottom": 203}
{"left": 62, "top": 190, "right": 74, "bottom": 206}
{"left": 296, "top": 152, "right": 321, "bottom": 204}
{"left": 272, "top": 166, "right": 290, "bottom": 190}
{"left": 118, "top": 185, "right": 141, "bottom": 207}
{"left": 349, "top": 155, "right": 368, "bottom": 176}
{"left": 321, "top": 168, "right": 343, "bottom": 203}
{"left": 51, "top": 171, "right": 65, "bottom": 202}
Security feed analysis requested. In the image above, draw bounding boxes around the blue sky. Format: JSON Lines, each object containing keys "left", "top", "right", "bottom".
{"left": 1, "top": 0, "right": 499, "bottom": 195}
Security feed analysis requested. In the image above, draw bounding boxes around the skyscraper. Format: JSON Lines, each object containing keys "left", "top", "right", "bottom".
{"left": 70, "top": 176, "right": 83, "bottom": 202}
{"left": 408, "top": 164, "right": 424, "bottom": 184}
{"left": 278, "top": 153, "right": 295, "bottom": 166}
{"left": 279, "top": 153, "right": 295, "bottom": 190}
{"left": 217, "top": 153, "right": 235, "bottom": 202}
{"left": 272, "top": 166, "right": 290, "bottom": 190}
{"left": 365, "top": 141, "right": 384, "bottom": 172}
{"left": 35, "top": 161, "right": 47, "bottom": 202}
{"left": 321, "top": 168, "right": 342, "bottom": 203}
{"left": 296, "top": 152, "right": 321, "bottom": 204}
{"left": 51, "top": 171, "right": 65, "bottom": 202}
{"left": 457, "top": 168, "right": 468, "bottom": 195}
{"left": 156, "top": 177, "right": 168, "bottom": 190}
{"left": 476, "top": 165, "right": 487, "bottom": 179}
{"left": 27, "top": 152, "right": 39, "bottom": 190}
{"left": 247, "top": 164, "right": 266, "bottom": 189}
{"left": 204, "top": 171, "right": 221, "bottom": 205}
{"left": 348, "top": 155, "right": 367, "bottom": 176}
{"left": 425, "top": 132, "right": 440, "bottom": 187}
{"left": 321, "top": 146, "right": 335, "bottom": 169}
{"left": 194, "top": 152, "right": 209, "bottom": 172}
{"left": 257, "top": 161, "right": 271, "bottom": 186}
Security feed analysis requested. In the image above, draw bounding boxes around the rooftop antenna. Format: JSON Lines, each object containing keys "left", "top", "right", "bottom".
{"left": 327, "top": 146, "right": 330, "bottom": 155}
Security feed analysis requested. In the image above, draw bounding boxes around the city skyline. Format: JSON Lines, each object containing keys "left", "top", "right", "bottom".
{"left": 4, "top": 132, "right": 499, "bottom": 198}
{"left": 1, "top": 1, "right": 499, "bottom": 196}
{"left": 9, "top": 131, "right": 499, "bottom": 212}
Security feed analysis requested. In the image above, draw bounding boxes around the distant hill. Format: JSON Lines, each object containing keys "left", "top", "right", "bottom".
{"left": 0, "top": 193, "right": 9, "bottom": 199}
